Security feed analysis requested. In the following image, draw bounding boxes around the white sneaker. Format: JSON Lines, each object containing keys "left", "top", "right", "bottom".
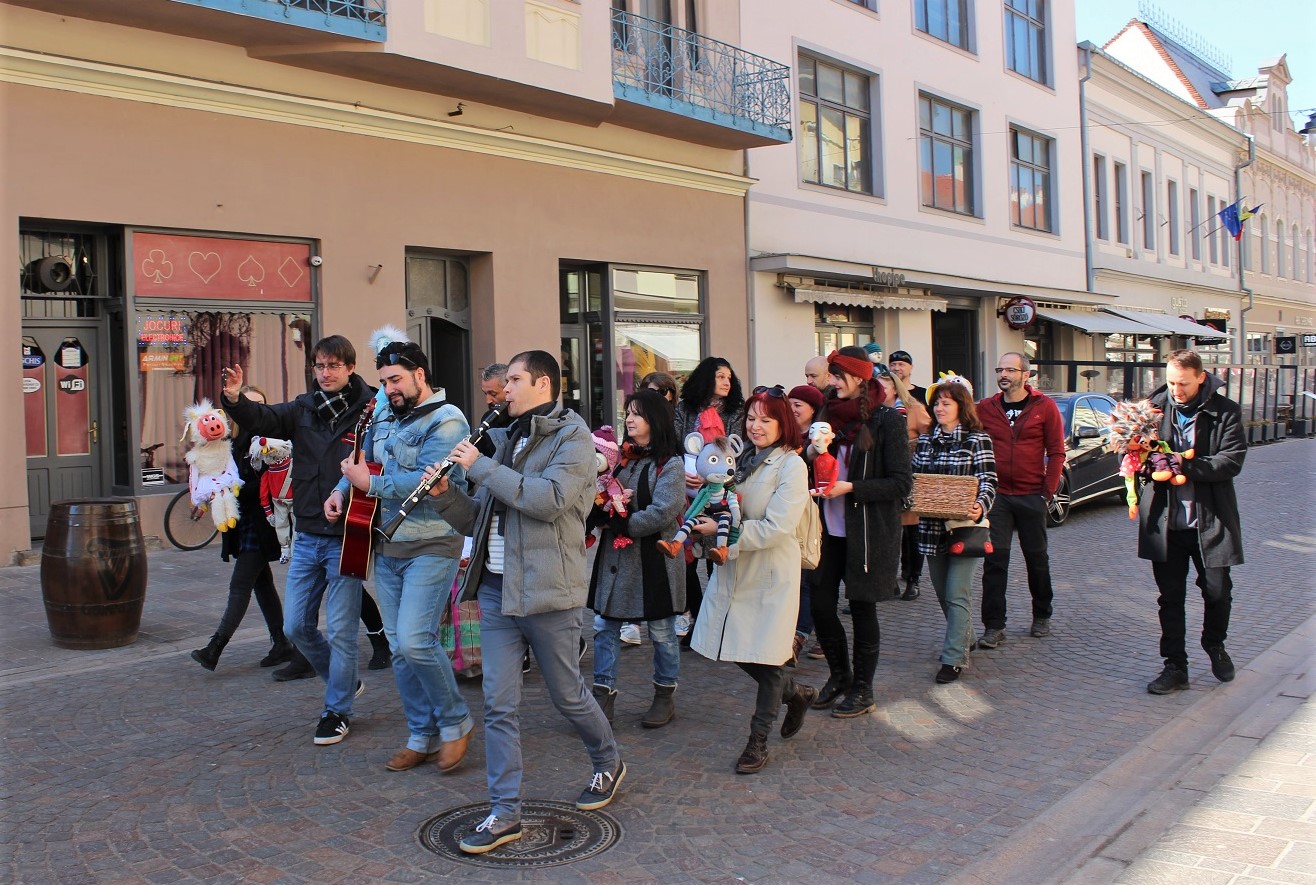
{"left": 674, "top": 614, "right": 692, "bottom": 637}
{"left": 620, "top": 624, "right": 642, "bottom": 646}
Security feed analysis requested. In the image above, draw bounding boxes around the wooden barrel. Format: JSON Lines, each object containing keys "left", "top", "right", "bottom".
{"left": 41, "top": 499, "right": 148, "bottom": 649}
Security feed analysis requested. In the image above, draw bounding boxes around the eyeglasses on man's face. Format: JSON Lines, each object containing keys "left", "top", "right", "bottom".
{"left": 313, "top": 361, "right": 347, "bottom": 373}
{"left": 994, "top": 367, "right": 1024, "bottom": 375}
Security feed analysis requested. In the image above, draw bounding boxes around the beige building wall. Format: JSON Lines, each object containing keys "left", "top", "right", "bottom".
{"left": 0, "top": 4, "right": 757, "bottom": 559}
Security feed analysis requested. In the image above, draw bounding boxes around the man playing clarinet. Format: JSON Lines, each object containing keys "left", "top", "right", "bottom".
{"left": 327, "top": 339, "right": 476, "bottom": 773}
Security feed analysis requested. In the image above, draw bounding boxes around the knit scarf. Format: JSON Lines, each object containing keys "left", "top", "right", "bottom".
{"left": 823, "top": 379, "right": 883, "bottom": 447}
{"left": 313, "top": 388, "right": 351, "bottom": 426}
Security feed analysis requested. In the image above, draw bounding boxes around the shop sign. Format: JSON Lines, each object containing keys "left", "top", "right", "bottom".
{"left": 133, "top": 232, "right": 313, "bottom": 301}
{"left": 872, "top": 268, "right": 906, "bottom": 288}
{"left": 140, "top": 351, "right": 187, "bottom": 372}
{"left": 1001, "top": 296, "right": 1037, "bottom": 330}
{"left": 142, "top": 467, "right": 166, "bottom": 486}
{"left": 1275, "top": 336, "right": 1297, "bottom": 355}
{"left": 1302, "top": 334, "right": 1316, "bottom": 348}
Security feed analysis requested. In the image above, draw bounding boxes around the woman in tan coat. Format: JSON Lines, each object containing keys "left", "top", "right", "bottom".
{"left": 691, "top": 386, "right": 812, "bottom": 774}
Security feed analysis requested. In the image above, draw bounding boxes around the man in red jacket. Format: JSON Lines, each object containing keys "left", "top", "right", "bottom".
{"left": 976, "top": 351, "right": 1065, "bottom": 647}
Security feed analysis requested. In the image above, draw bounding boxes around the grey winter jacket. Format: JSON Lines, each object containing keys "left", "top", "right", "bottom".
{"left": 435, "top": 405, "right": 595, "bottom": 617}
{"left": 1137, "top": 374, "right": 1246, "bottom": 567}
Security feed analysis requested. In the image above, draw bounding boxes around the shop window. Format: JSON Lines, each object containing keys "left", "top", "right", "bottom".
{"left": 136, "top": 310, "right": 312, "bottom": 488}
{"left": 814, "top": 303, "right": 875, "bottom": 355}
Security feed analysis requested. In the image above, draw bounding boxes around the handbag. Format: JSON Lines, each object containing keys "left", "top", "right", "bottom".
{"left": 438, "top": 567, "right": 482, "bottom": 678}
{"left": 945, "top": 518, "right": 993, "bottom": 557}
{"left": 796, "top": 498, "right": 822, "bottom": 569}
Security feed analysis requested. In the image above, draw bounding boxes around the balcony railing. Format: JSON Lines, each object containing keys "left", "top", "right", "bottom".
{"left": 172, "top": 0, "right": 387, "bottom": 39}
{"left": 611, "top": 10, "right": 791, "bottom": 142}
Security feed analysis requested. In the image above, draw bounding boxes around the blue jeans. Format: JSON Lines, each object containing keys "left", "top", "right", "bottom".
{"left": 373, "top": 552, "right": 473, "bottom": 751}
{"left": 283, "top": 532, "right": 363, "bottom": 716}
{"left": 477, "top": 578, "right": 619, "bottom": 824}
{"left": 592, "top": 615, "right": 679, "bottom": 690}
{"left": 928, "top": 553, "right": 978, "bottom": 667}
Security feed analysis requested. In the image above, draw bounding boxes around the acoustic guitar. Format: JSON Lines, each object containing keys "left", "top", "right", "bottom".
{"left": 338, "top": 406, "right": 382, "bottom": 580}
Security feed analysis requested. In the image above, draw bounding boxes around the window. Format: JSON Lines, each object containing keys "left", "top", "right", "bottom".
{"left": 1260, "top": 216, "right": 1269, "bottom": 274}
{"left": 1277, "top": 220, "right": 1286, "bottom": 277}
{"left": 814, "top": 303, "right": 875, "bottom": 356}
{"left": 916, "top": 0, "right": 970, "bottom": 50}
{"left": 1189, "top": 188, "right": 1200, "bottom": 260}
{"left": 1004, "top": 0, "right": 1047, "bottom": 84}
{"left": 1207, "top": 196, "right": 1218, "bottom": 263}
{"left": 1167, "top": 180, "right": 1180, "bottom": 255}
{"left": 1220, "top": 215, "right": 1230, "bottom": 268}
{"left": 847, "top": 0, "right": 877, "bottom": 8}
{"left": 1092, "top": 154, "right": 1107, "bottom": 240}
{"left": 1010, "top": 127, "right": 1052, "bottom": 232}
{"left": 799, "top": 55, "right": 873, "bottom": 195}
{"left": 1293, "top": 224, "right": 1301, "bottom": 281}
{"left": 1113, "top": 162, "right": 1128, "bottom": 244}
{"left": 1140, "top": 171, "right": 1155, "bottom": 250}
{"left": 919, "top": 93, "right": 974, "bottom": 215}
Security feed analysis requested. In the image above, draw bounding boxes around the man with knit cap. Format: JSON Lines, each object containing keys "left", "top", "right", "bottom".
{"left": 888, "top": 351, "right": 926, "bottom": 407}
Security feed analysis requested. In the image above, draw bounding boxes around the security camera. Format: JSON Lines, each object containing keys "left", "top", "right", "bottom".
{"left": 309, "top": 256, "right": 323, "bottom": 267}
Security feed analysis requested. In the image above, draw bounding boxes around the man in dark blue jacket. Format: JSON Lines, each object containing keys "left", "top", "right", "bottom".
{"left": 222, "top": 335, "right": 376, "bottom": 745}
{"left": 1139, "top": 349, "right": 1246, "bottom": 695}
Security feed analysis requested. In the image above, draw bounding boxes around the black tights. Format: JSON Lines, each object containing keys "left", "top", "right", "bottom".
{"left": 810, "top": 533, "right": 880, "bottom": 650}
{"left": 216, "top": 551, "right": 283, "bottom": 641}
{"left": 736, "top": 662, "right": 796, "bottom": 737}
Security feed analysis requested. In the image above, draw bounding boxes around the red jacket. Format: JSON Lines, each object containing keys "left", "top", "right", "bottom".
{"left": 977, "top": 387, "right": 1065, "bottom": 499}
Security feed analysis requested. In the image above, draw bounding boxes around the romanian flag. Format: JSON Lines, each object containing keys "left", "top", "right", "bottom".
{"left": 1218, "top": 201, "right": 1263, "bottom": 241}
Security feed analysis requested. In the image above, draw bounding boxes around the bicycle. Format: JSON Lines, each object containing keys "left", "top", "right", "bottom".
{"left": 163, "top": 487, "right": 218, "bottom": 551}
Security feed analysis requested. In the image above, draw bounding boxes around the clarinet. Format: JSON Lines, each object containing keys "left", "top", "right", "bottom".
{"left": 374, "top": 402, "right": 508, "bottom": 543}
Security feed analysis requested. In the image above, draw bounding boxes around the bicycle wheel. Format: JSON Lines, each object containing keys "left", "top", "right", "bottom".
{"left": 163, "top": 489, "right": 219, "bottom": 551}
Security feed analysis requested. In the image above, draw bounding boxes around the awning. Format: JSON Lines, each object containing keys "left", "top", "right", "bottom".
{"left": 1102, "top": 307, "right": 1233, "bottom": 339}
{"left": 791, "top": 286, "right": 949, "bottom": 312}
{"left": 1035, "top": 307, "right": 1167, "bottom": 336}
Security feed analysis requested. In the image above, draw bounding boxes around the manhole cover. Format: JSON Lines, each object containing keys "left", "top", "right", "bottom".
{"left": 419, "top": 800, "right": 621, "bottom": 868}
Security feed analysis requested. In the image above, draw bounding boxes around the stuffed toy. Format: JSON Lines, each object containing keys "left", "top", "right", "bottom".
{"left": 657, "top": 432, "right": 743, "bottom": 565}
{"left": 684, "top": 406, "right": 729, "bottom": 499}
{"left": 182, "top": 398, "right": 242, "bottom": 533}
{"left": 1107, "top": 399, "right": 1195, "bottom": 520}
{"left": 249, "top": 436, "right": 295, "bottom": 562}
{"left": 587, "top": 426, "right": 632, "bottom": 550}
{"left": 808, "top": 422, "right": 839, "bottom": 494}
{"left": 925, "top": 371, "right": 974, "bottom": 404}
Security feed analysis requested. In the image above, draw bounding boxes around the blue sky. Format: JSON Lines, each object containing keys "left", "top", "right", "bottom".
{"left": 1075, "top": 0, "right": 1315, "bottom": 131}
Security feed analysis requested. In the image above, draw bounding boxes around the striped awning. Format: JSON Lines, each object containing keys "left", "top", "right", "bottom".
{"left": 791, "top": 286, "right": 948, "bottom": 312}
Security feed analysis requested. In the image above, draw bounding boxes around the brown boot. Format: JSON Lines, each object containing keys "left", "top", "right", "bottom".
{"left": 436, "top": 731, "right": 472, "bottom": 773}
{"left": 781, "top": 683, "right": 818, "bottom": 739}
{"left": 655, "top": 539, "right": 683, "bottom": 559}
{"left": 706, "top": 546, "right": 729, "bottom": 565}
{"left": 592, "top": 683, "right": 617, "bottom": 724}
{"left": 385, "top": 748, "right": 438, "bottom": 772}
{"left": 640, "top": 683, "right": 675, "bottom": 729}
{"left": 735, "top": 732, "right": 769, "bottom": 774}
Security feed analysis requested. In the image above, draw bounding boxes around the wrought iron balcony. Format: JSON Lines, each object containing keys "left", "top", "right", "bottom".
{"left": 170, "top": 0, "right": 387, "bottom": 40}
{"left": 611, "top": 10, "right": 791, "bottom": 145}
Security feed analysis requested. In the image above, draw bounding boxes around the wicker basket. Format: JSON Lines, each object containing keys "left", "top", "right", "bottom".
{"left": 911, "top": 473, "right": 980, "bottom": 519}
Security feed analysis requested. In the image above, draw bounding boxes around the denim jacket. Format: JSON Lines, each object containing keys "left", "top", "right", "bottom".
{"left": 335, "top": 392, "right": 470, "bottom": 546}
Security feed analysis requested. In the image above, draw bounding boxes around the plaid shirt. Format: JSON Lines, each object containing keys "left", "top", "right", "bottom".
{"left": 912, "top": 425, "right": 997, "bottom": 556}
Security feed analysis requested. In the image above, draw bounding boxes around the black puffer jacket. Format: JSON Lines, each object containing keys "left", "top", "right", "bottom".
{"left": 224, "top": 374, "right": 376, "bottom": 537}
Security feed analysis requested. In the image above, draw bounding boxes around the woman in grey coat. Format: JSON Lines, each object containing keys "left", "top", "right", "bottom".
{"left": 588, "top": 390, "right": 687, "bottom": 728}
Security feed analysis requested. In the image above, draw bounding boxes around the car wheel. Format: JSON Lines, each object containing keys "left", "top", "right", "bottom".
{"left": 1047, "top": 474, "right": 1072, "bottom": 527}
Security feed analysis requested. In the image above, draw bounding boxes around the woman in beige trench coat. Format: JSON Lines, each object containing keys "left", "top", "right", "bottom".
{"left": 691, "top": 386, "right": 813, "bottom": 774}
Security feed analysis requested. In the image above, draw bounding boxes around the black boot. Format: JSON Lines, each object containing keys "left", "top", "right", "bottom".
{"left": 260, "top": 636, "right": 293, "bottom": 668}
{"left": 190, "top": 634, "right": 228, "bottom": 672}
{"left": 640, "top": 683, "right": 675, "bottom": 729}
{"left": 273, "top": 647, "right": 316, "bottom": 682}
{"left": 735, "top": 732, "right": 769, "bottom": 774}
{"left": 367, "top": 629, "right": 392, "bottom": 671}
{"left": 811, "top": 633, "right": 852, "bottom": 709}
{"left": 780, "top": 681, "right": 818, "bottom": 739}
{"left": 592, "top": 684, "right": 617, "bottom": 725}
{"left": 833, "top": 640, "right": 879, "bottom": 718}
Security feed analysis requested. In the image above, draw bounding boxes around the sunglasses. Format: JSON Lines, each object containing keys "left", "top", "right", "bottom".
{"left": 752, "top": 385, "right": 787, "bottom": 399}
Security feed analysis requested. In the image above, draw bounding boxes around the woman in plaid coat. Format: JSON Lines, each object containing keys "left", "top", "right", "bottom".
{"left": 912, "top": 375, "right": 996, "bottom": 685}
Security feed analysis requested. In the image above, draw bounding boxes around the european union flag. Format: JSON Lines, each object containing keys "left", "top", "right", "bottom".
{"left": 1218, "top": 200, "right": 1243, "bottom": 240}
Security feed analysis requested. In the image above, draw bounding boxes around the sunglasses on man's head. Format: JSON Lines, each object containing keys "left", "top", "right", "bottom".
{"left": 752, "top": 385, "right": 787, "bottom": 399}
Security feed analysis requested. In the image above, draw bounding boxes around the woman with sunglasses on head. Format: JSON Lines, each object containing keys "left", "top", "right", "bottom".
{"left": 672, "top": 357, "right": 745, "bottom": 640}
{"left": 912, "top": 375, "right": 996, "bottom": 684}
{"left": 690, "top": 386, "right": 812, "bottom": 773}
{"left": 809, "top": 347, "right": 913, "bottom": 718}
{"left": 587, "top": 389, "right": 686, "bottom": 728}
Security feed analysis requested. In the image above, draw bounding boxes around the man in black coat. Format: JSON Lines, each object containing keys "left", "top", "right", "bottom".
{"left": 222, "top": 335, "right": 377, "bottom": 745}
{"left": 1138, "top": 349, "right": 1247, "bottom": 695}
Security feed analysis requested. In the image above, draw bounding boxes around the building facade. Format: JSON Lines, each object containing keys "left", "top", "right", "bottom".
{"left": 3, "top": 0, "right": 790, "bottom": 558}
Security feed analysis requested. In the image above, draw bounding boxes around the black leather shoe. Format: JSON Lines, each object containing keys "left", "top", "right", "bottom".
{"left": 901, "top": 579, "right": 920, "bottom": 601}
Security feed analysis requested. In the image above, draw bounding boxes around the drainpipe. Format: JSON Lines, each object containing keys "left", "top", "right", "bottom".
{"left": 1236, "top": 133, "right": 1255, "bottom": 364}
{"left": 743, "top": 148, "right": 757, "bottom": 385}
{"left": 1078, "top": 43, "right": 1095, "bottom": 294}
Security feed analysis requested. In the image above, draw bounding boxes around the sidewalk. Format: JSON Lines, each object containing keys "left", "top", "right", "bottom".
{"left": 2, "top": 438, "right": 1314, "bottom": 884}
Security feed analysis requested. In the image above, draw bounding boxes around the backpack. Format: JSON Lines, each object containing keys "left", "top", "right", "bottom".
{"left": 796, "top": 498, "right": 823, "bottom": 569}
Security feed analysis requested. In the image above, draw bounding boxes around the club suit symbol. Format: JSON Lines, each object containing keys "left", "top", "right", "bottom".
{"left": 237, "top": 255, "right": 266, "bottom": 287}
{"left": 188, "top": 251, "right": 222, "bottom": 284}
{"left": 141, "top": 249, "right": 174, "bottom": 284}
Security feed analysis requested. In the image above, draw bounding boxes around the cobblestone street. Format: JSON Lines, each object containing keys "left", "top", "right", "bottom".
{"left": 2, "top": 439, "right": 1313, "bottom": 884}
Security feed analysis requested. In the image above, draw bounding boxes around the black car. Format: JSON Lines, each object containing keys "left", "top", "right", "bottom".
{"left": 1044, "top": 392, "right": 1125, "bottom": 526}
